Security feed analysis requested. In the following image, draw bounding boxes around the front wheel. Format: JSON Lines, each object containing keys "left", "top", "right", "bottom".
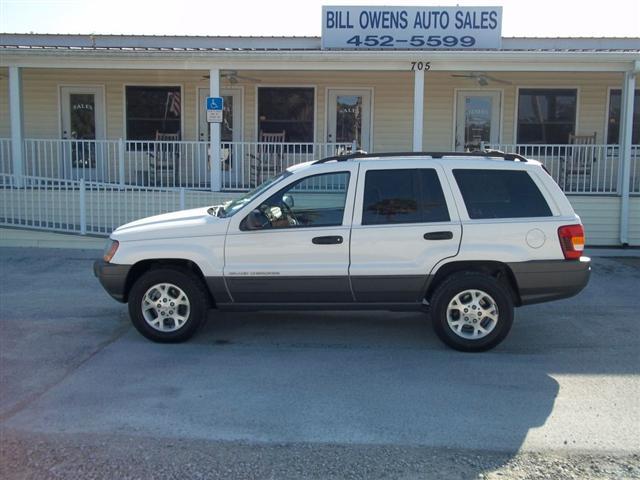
{"left": 430, "top": 273, "right": 514, "bottom": 352}
{"left": 128, "top": 268, "right": 208, "bottom": 343}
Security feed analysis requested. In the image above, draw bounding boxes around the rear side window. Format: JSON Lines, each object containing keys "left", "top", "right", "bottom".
{"left": 362, "top": 169, "right": 450, "bottom": 225}
{"left": 453, "top": 169, "right": 552, "bottom": 219}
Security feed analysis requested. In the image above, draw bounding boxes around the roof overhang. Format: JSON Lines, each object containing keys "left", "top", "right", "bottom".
{"left": 1, "top": 47, "right": 638, "bottom": 73}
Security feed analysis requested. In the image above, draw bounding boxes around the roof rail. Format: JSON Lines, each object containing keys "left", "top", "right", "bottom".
{"left": 313, "top": 150, "right": 369, "bottom": 164}
{"left": 313, "top": 149, "right": 530, "bottom": 164}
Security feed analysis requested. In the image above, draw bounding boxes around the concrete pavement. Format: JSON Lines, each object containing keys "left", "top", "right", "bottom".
{"left": 0, "top": 247, "right": 639, "bottom": 478}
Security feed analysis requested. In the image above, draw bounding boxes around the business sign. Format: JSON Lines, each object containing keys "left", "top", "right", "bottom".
{"left": 322, "top": 6, "right": 502, "bottom": 49}
{"left": 206, "top": 96, "right": 224, "bottom": 123}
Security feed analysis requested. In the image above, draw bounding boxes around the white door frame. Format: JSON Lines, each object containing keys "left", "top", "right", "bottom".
{"left": 454, "top": 89, "right": 502, "bottom": 151}
{"left": 326, "top": 88, "right": 373, "bottom": 151}
{"left": 59, "top": 86, "right": 106, "bottom": 181}
{"left": 59, "top": 85, "right": 106, "bottom": 140}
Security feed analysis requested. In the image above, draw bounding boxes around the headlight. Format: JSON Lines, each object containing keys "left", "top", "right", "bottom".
{"left": 103, "top": 240, "right": 119, "bottom": 263}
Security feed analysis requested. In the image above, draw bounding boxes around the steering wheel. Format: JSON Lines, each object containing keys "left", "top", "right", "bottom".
{"left": 279, "top": 199, "right": 299, "bottom": 226}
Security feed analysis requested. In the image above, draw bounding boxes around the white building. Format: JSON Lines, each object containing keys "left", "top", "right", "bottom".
{"left": 1, "top": 7, "right": 639, "bottom": 245}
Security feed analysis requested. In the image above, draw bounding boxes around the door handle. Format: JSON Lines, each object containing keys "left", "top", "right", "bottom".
{"left": 312, "top": 235, "right": 343, "bottom": 245}
{"left": 424, "top": 231, "right": 454, "bottom": 240}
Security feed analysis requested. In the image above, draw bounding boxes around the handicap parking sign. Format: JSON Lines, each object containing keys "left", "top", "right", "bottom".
{"left": 206, "top": 97, "right": 224, "bottom": 123}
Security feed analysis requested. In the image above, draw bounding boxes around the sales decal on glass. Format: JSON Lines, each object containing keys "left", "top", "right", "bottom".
{"left": 322, "top": 6, "right": 502, "bottom": 50}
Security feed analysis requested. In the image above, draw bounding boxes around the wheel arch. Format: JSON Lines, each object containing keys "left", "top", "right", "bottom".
{"left": 124, "top": 259, "right": 216, "bottom": 307}
{"left": 424, "top": 260, "right": 522, "bottom": 306}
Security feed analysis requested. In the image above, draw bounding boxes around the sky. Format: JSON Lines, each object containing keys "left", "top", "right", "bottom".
{"left": 0, "top": 0, "right": 638, "bottom": 38}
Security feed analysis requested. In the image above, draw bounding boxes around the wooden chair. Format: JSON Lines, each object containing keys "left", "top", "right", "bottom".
{"left": 149, "top": 131, "right": 180, "bottom": 186}
{"left": 564, "top": 132, "right": 597, "bottom": 191}
{"left": 250, "top": 130, "right": 286, "bottom": 186}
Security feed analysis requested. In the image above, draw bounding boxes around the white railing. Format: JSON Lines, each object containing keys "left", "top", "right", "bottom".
{"left": 484, "top": 143, "right": 640, "bottom": 194}
{"left": 631, "top": 145, "right": 640, "bottom": 194}
{"left": 0, "top": 173, "right": 233, "bottom": 236}
{"left": 16, "top": 139, "right": 354, "bottom": 192}
{"left": 22, "top": 139, "right": 120, "bottom": 184}
{"left": 220, "top": 141, "right": 354, "bottom": 190}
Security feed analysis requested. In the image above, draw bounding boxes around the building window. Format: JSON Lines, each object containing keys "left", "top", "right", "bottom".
{"left": 258, "top": 87, "right": 314, "bottom": 143}
{"left": 607, "top": 89, "right": 640, "bottom": 144}
{"left": 517, "top": 89, "right": 577, "bottom": 144}
{"left": 125, "top": 86, "right": 181, "bottom": 141}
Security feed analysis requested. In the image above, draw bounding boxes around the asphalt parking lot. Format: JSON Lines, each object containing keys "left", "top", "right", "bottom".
{"left": 1, "top": 247, "right": 639, "bottom": 479}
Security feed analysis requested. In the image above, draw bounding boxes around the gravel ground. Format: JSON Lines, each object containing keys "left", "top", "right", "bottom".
{"left": 1, "top": 430, "right": 639, "bottom": 480}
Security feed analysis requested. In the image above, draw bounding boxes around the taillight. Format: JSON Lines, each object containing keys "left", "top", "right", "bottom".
{"left": 558, "top": 225, "right": 585, "bottom": 260}
{"left": 103, "top": 240, "right": 119, "bottom": 263}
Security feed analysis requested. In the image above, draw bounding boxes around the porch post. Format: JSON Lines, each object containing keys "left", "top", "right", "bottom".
{"left": 9, "top": 66, "right": 24, "bottom": 187}
{"left": 619, "top": 66, "right": 637, "bottom": 246}
{"left": 209, "top": 68, "right": 222, "bottom": 192}
{"left": 412, "top": 68, "right": 425, "bottom": 152}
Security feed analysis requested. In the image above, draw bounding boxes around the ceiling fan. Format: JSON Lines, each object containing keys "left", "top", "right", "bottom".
{"left": 202, "top": 71, "right": 261, "bottom": 83}
{"left": 451, "top": 72, "right": 512, "bottom": 86}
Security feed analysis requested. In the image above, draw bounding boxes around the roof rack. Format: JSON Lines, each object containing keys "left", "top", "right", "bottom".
{"left": 313, "top": 149, "right": 529, "bottom": 164}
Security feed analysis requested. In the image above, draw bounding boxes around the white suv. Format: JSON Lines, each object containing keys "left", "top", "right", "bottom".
{"left": 95, "top": 151, "right": 590, "bottom": 351}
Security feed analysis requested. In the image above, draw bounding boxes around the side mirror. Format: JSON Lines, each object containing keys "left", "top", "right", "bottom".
{"left": 240, "top": 209, "right": 270, "bottom": 231}
{"left": 282, "top": 194, "right": 294, "bottom": 209}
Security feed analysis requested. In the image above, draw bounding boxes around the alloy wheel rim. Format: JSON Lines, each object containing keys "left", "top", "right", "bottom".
{"left": 446, "top": 289, "right": 499, "bottom": 340}
{"left": 141, "top": 283, "right": 190, "bottom": 332}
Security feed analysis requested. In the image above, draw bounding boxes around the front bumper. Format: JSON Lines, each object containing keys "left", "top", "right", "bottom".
{"left": 509, "top": 257, "right": 591, "bottom": 306}
{"left": 93, "top": 259, "right": 132, "bottom": 303}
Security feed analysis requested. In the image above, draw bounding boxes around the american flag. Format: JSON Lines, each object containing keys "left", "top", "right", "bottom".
{"left": 167, "top": 91, "right": 181, "bottom": 116}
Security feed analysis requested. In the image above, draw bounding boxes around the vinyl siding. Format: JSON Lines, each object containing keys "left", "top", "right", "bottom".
{"left": 422, "top": 71, "right": 624, "bottom": 149}
{"left": 0, "top": 68, "right": 10, "bottom": 138}
{"left": 568, "top": 196, "right": 621, "bottom": 246}
{"left": 7, "top": 69, "right": 624, "bottom": 148}
{"left": 628, "top": 197, "right": 640, "bottom": 246}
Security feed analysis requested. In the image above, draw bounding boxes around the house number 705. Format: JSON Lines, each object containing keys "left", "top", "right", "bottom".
{"left": 410, "top": 62, "right": 431, "bottom": 71}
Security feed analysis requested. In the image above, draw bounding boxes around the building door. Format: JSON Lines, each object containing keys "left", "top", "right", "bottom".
{"left": 60, "top": 86, "right": 105, "bottom": 181}
{"left": 455, "top": 91, "right": 501, "bottom": 151}
{"left": 199, "top": 88, "right": 242, "bottom": 187}
{"left": 327, "top": 89, "right": 372, "bottom": 151}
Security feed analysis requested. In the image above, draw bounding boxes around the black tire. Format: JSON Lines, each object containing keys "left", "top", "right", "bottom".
{"left": 128, "top": 267, "right": 209, "bottom": 343}
{"left": 430, "top": 272, "right": 514, "bottom": 352}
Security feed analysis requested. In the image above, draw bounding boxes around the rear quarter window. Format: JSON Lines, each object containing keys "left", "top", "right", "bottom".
{"left": 453, "top": 169, "right": 552, "bottom": 219}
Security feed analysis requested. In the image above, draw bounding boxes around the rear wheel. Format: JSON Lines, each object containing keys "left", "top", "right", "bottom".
{"left": 430, "top": 272, "right": 514, "bottom": 352}
{"left": 128, "top": 268, "right": 208, "bottom": 343}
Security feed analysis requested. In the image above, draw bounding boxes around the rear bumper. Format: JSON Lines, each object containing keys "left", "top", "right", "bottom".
{"left": 509, "top": 257, "right": 591, "bottom": 306}
{"left": 93, "top": 259, "right": 132, "bottom": 303}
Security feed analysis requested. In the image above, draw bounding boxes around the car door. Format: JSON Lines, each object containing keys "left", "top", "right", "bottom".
{"left": 349, "top": 161, "right": 462, "bottom": 303}
{"left": 224, "top": 163, "right": 359, "bottom": 304}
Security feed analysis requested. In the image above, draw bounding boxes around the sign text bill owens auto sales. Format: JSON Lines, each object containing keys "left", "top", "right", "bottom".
{"left": 321, "top": 6, "right": 502, "bottom": 49}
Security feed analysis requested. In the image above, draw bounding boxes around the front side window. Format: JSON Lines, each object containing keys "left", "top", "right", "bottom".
{"left": 517, "top": 89, "right": 577, "bottom": 144}
{"left": 607, "top": 89, "right": 640, "bottom": 144}
{"left": 126, "top": 86, "right": 181, "bottom": 141}
{"left": 362, "top": 169, "right": 450, "bottom": 225}
{"left": 258, "top": 87, "right": 314, "bottom": 143}
{"left": 454, "top": 169, "right": 552, "bottom": 219}
{"left": 241, "top": 172, "right": 350, "bottom": 230}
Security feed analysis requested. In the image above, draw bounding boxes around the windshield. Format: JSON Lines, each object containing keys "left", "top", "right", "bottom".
{"left": 217, "top": 171, "right": 292, "bottom": 218}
